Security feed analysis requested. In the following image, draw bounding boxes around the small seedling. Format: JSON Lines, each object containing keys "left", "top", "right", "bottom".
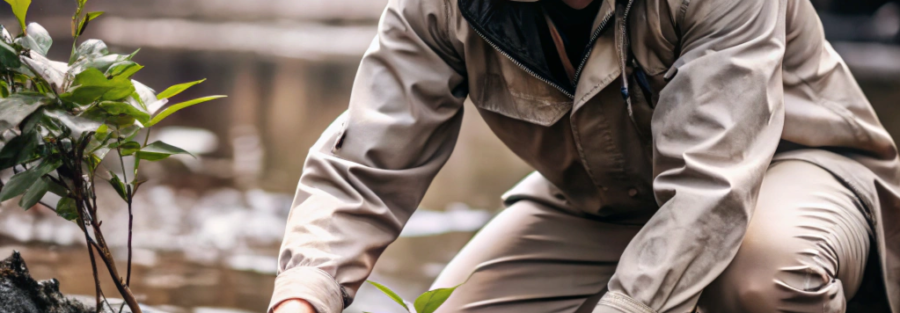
{"left": 366, "top": 280, "right": 464, "bottom": 313}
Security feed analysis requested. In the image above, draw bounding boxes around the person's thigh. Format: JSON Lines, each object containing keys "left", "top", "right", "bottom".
{"left": 698, "top": 160, "right": 872, "bottom": 313}
{"left": 431, "top": 200, "right": 642, "bottom": 313}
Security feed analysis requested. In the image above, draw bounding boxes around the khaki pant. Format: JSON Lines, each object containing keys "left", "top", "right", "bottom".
{"left": 431, "top": 161, "right": 873, "bottom": 313}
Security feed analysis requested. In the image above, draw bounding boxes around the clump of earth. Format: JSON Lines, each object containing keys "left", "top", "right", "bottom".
{"left": 0, "top": 251, "right": 92, "bottom": 313}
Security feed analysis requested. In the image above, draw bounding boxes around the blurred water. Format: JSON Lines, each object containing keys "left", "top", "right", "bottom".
{"left": 0, "top": 180, "right": 494, "bottom": 312}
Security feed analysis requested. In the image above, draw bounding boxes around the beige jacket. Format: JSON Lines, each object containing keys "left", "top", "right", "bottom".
{"left": 270, "top": 0, "right": 900, "bottom": 312}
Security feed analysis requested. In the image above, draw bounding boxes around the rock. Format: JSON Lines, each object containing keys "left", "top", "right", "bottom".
{"left": 0, "top": 251, "right": 92, "bottom": 313}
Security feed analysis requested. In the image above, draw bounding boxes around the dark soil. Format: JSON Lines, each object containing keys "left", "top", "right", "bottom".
{"left": 0, "top": 251, "right": 92, "bottom": 313}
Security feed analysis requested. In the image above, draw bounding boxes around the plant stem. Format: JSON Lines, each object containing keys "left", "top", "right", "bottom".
{"left": 64, "top": 138, "right": 105, "bottom": 313}
{"left": 64, "top": 136, "right": 143, "bottom": 313}
{"left": 86, "top": 238, "right": 142, "bottom": 313}
{"left": 98, "top": 290, "right": 118, "bottom": 313}
{"left": 126, "top": 200, "right": 133, "bottom": 286}
{"left": 114, "top": 128, "right": 135, "bottom": 287}
{"left": 115, "top": 130, "right": 129, "bottom": 185}
{"left": 86, "top": 236, "right": 102, "bottom": 313}
{"left": 141, "top": 128, "right": 151, "bottom": 147}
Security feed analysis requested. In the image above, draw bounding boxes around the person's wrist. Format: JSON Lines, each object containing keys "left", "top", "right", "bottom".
{"left": 274, "top": 298, "right": 317, "bottom": 313}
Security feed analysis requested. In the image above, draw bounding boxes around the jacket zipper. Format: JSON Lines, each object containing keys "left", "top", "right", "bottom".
{"left": 469, "top": 10, "right": 615, "bottom": 99}
{"left": 573, "top": 11, "right": 615, "bottom": 83}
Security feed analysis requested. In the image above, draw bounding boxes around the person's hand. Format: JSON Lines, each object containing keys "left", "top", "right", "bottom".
{"left": 273, "top": 299, "right": 316, "bottom": 313}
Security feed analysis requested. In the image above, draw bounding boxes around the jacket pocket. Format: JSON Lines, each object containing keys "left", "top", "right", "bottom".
{"left": 472, "top": 73, "right": 572, "bottom": 127}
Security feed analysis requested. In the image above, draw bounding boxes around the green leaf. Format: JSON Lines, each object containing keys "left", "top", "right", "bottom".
{"left": 135, "top": 141, "right": 193, "bottom": 161}
{"left": 101, "top": 77, "right": 135, "bottom": 101}
{"left": 21, "top": 107, "right": 53, "bottom": 134}
{"left": 4, "top": 0, "right": 31, "bottom": 34}
{"left": 20, "top": 51, "right": 66, "bottom": 91}
{"left": 118, "top": 124, "right": 141, "bottom": 141}
{"left": 117, "top": 140, "right": 140, "bottom": 156}
{"left": 42, "top": 109, "right": 102, "bottom": 136}
{"left": 147, "top": 95, "right": 225, "bottom": 126}
{"left": 156, "top": 79, "right": 205, "bottom": 100}
{"left": 0, "top": 40, "right": 20, "bottom": 68}
{"left": 45, "top": 178, "right": 67, "bottom": 197}
{"left": 414, "top": 285, "right": 462, "bottom": 313}
{"left": 106, "top": 61, "right": 142, "bottom": 79}
{"left": 60, "top": 86, "right": 110, "bottom": 104}
{"left": 77, "top": 11, "right": 104, "bottom": 36}
{"left": 56, "top": 196, "right": 78, "bottom": 220}
{"left": 126, "top": 48, "right": 140, "bottom": 60}
{"left": 18, "top": 175, "right": 50, "bottom": 209}
{"left": 99, "top": 101, "right": 149, "bottom": 124}
{"left": 70, "top": 53, "right": 127, "bottom": 75}
{"left": 0, "top": 130, "right": 39, "bottom": 170}
{"left": 130, "top": 80, "right": 157, "bottom": 112}
{"left": 85, "top": 154, "right": 101, "bottom": 171}
{"left": 60, "top": 88, "right": 105, "bottom": 104}
{"left": 73, "top": 67, "right": 107, "bottom": 85}
{"left": 16, "top": 23, "right": 50, "bottom": 55}
{"left": 366, "top": 281, "right": 409, "bottom": 311}
{"left": 62, "top": 67, "right": 110, "bottom": 103}
{"left": 94, "top": 123, "right": 109, "bottom": 140}
{"left": 0, "top": 93, "right": 47, "bottom": 133}
{"left": 69, "top": 38, "right": 107, "bottom": 64}
{"left": 108, "top": 171, "right": 127, "bottom": 200}
{"left": 62, "top": 68, "right": 135, "bottom": 103}
{"left": 0, "top": 158, "right": 61, "bottom": 202}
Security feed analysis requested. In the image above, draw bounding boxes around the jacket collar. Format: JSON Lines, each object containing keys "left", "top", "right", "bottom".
{"left": 458, "top": 0, "right": 559, "bottom": 91}
{"left": 458, "top": 0, "right": 620, "bottom": 108}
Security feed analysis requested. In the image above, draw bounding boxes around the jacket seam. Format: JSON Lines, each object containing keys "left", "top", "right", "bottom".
{"left": 784, "top": 70, "right": 872, "bottom": 145}
{"left": 298, "top": 267, "right": 353, "bottom": 309}
{"left": 273, "top": 266, "right": 347, "bottom": 312}
{"left": 677, "top": 0, "right": 691, "bottom": 31}
{"left": 599, "top": 291, "right": 657, "bottom": 313}
{"left": 818, "top": 99, "right": 871, "bottom": 144}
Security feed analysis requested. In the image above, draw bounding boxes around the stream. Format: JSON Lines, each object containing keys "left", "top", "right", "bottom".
{"left": 0, "top": 184, "right": 492, "bottom": 312}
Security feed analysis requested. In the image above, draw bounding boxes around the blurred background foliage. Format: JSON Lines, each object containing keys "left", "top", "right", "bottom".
{"left": 1, "top": 0, "right": 899, "bottom": 312}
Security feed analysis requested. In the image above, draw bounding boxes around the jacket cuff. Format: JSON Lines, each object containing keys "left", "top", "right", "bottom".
{"left": 594, "top": 291, "right": 656, "bottom": 313}
{"left": 268, "top": 266, "right": 345, "bottom": 313}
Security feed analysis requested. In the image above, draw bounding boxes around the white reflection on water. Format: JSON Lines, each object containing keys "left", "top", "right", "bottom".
{"left": 156, "top": 127, "right": 220, "bottom": 156}
{"left": 400, "top": 203, "right": 492, "bottom": 238}
{"left": 0, "top": 183, "right": 492, "bottom": 274}
{"left": 0, "top": 171, "right": 493, "bottom": 311}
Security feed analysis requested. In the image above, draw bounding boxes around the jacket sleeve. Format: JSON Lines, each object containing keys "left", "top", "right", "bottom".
{"left": 597, "top": 0, "right": 786, "bottom": 312}
{"left": 268, "top": 0, "right": 467, "bottom": 312}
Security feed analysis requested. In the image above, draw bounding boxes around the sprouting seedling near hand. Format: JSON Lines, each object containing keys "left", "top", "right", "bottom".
{"left": 0, "top": 0, "right": 226, "bottom": 312}
{"left": 366, "top": 279, "right": 466, "bottom": 313}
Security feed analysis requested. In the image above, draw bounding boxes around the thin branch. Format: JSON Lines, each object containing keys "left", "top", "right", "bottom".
{"left": 85, "top": 237, "right": 142, "bottom": 313}
{"left": 37, "top": 200, "right": 56, "bottom": 212}
{"left": 125, "top": 199, "right": 133, "bottom": 286}
{"left": 98, "top": 290, "right": 118, "bottom": 313}
{"left": 70, "top": 149, "right": 103, "bottom": 313}
{"left": 66, "top": 134, "right": 141, "bottom": 313}
{"left": 114, "top": 128, "right": 128, "bottom": 185}
{"left": 86, "top": 235, "right": 102, "bottom": 312}
{"left": 114, "top": 127, "right": 135, "bottom": 287}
